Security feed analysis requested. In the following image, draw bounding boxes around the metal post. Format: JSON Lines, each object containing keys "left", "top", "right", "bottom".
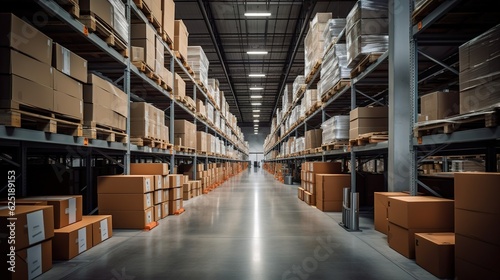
{"left": 350, "top": 77, "right": 358, "bottom": 230}
{"left": 442, "top": 156, "right": 448, "bottom": 172}
{"left": 193, "top": 84, "right": 197, "bottom": 180}
{"left": 170, "top": 56, "right": 175, "bottom": 174}
{"left": 350, "top": 192, "right": 359, "bottom": 230}
{"left": 85, "top": 149, "right": 93, "bottom": 214}
{"left": 124, "top": 0, "right": 132, "bottom": 174}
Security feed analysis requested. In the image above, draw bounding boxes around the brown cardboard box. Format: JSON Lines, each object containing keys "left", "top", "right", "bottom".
{"left": 387, "top": 222, "right": 450, "bottom": 259}
{"left": 19, "top": 196, "right": 82, "bottom": 229}
{"left": 53, "top": 218, "right": 93, "bottom": 260}
{"left": 52, "top": 43, "right": 88, "bottom": 83}
{"left": 0, "top": 13, "right": 52, "bottom": 65}
{"left": 350, "top": 118, "right": 388, "bottom": 128}
{"left": 154, "top": 190, "right": 163, "bottom": 205}
{"left": 420, "top": 91, "right": 459, "bottom": 121}
{"left": 163, "top": 188, "right": 170, "bottom": 201}
{"left": 349, "top": 127, "right": 388, "bottom": 140}
{"left": 183, "top": 183, "right": 191, "bottom": 192}
{"left": 152, "top": 175, "right": 163, "bottom": 190}
{"left": 316, "top": 174, "right": 351, "bottom": 201}
{"left": 162, "top": 0, "right": 175, "bottom": 42}
{"left": 174, "top": 73, "right": 186, "bottom": 98}
{"left": 162, "top": 175, "right": 170, "bottom": 189}
{"left": 54, "top": 70, "right": 83, "bottom": 99}
{"left": 98, "top": 193, "right": 153, "bottom": 211}
{"left": 154, "top": 204, "right": 162, "bottom": 221}
{"left": 168, "top": 174, "right": 183, "bottom": 188}
{"left": 0, "top": 205, "right": 54, "bottom": 251}
{"left": 130, "top": 163, "right": 170, "bottom": 176}
{"left": 387, "top": 196, "right": 454, "bottom": 229}
{"left": 142, "top": 0, "right": 162, "bottom": 24}
{"left": 374, "top": 192, "right": 410, "bottom": 235}
{"left": 83, "top": 83, "right": 113, "bottom": 106}
{"left": 131, "top": 46, "right": 144, "bottom": 62}
{"left": 305, "top": 129, "right": 323, "bottom": 149}
{"left": 304, "top": 191, "right": 316, "bottom": 205}
{"left": 130, "top": 102, "right": 152, "bottom": 120}
{"left": 349, "top": 106, "right": 388, "bottom": 121}
{"left": 0, "top": 48, "right": 53, "bottom": 88}
{"left": 4, "top": 239, "right": 53, "bottom": 280}
{"left": 454, "top": 172, "right": 500, "bottom": 214}
{"left": 81, "top": 215, "right": 112, "bottom": 247}
{"left": 455, "top": 234, "right": 500, "bottom": 274}
{"left": 169, "top": 187, "right": 182, "bottom": 200}
{"left": 455, "top": 208, "right": 499, "bottom": 246}
{"left": 80, "top": 0, "right": 113, "bottom": 27}
{"left": 0, "top": 75, "right": 54, "bottom": 112}
{"left": 415, "top": 233, "right": 455, "bottom": 279}
{"left": 174, "top": 20, "right": 189, "bottom": 59}
{"left": 130, "top": 119, "right": 156, "bottom": 139}
{"left": 131, "top": 38, "right": 155, "bottom": 70}
{"left": 169, "top": 199, "right": 183, "bottom": 214}
{"left": 308, "top": 162, "right": 342, "bottom": 174}
{"left": 183, "top": 192, "right": 191, "bottom": 200}
{"left": 455, "top": 257, "right": 497, "bottom": 280}
{"left": 54, "top": 90, "right": 83, "bottom": 119}
{"left": 83, "top": 103, "right": 113, "bottom": 128}
{"left": 197, "top": 131, "right": 208, "bottom": 152}
{"left": 101, "top": 207, "right": 154, "bottom": 229}
{"left": 98, "top": 175, "right": 154, "bottom": 193}
{"left": 161, "top": 201, "right": 169, "bottom": 218}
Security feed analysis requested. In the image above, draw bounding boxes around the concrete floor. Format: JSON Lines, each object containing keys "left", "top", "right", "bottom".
{"left": 39, "top": 168, "right": 439, "bottom": 280}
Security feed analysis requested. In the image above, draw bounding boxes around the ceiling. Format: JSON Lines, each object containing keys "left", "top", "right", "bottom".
{"left": 175, "top": 0, "right": 357, "bottom": 127}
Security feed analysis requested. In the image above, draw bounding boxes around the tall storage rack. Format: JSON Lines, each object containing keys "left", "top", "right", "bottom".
{"left": 264, "top": 0, "right": 500, "bottom": 226}
{"left": 0, "top": 0, "right": 249, "bottom": 214}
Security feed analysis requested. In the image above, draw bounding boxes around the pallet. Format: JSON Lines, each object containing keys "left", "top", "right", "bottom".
{"left": 174, "top": 51, "right": 195, "bottom": 76}
{"left": 80, "top": 14, "right": 128, "bottom": 58}
{"left": 414, "top": 109, "right": 499, "bottom": 138}
{"left": 350, "top": 53, "right": 383, "bottom": 78}
{"left": 196, "top": 113, "right": 207, "bottom": 121}
{"left": 161, "top": 31, "right": 174, "bottom": 49}
{"left": 306, "top": 101, "right": 322, "bottom": 116}
{"left": 305, "top": 59, "right": 322, "bottom": 84}
{"left": 294, "top": 85, "right": 306, "bottom": 100}
{"left": 196, "top": 80, "right": 208, "bottom": 94}
{"left": 56, "top": 0, "right": 79, "bottom": 18}
{"left": 175, "top": 145, "right": 195, "bottom": 153}
{"left": 130, "top": 137, "right": 169, "bottom": 149}
{"left": 83, "top": 125, "right": 128, "bottom": 143}
{"left": 132, "top": 61, "right": 156, "bottom": 80}
{"left": 350, "top": 131, "right": 388, "bottom": 146}
{"left": 160, "top": 79, "right": 172, "bottom": 92}
{"left": 174, "top": 208, "right": 185, "bottom": 215}
{"left": 321, "top": 80, "right": 351, "bottom": 102}
{"left": 0, "top": 106, "right": 83, "bottom": 136}
{"left": 133, "top": 0, "right": 162, "bottom": 33}
{"left": 322, "top": 141, "right": 349, "bottom": 151}
{"left": 412, "top": 0, "right": 446, "bottom": 24}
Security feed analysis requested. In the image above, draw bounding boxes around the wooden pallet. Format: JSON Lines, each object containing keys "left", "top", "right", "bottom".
{"left": 414, "top": 109, "right": 499, "bottom": 138}
{"left": 133, "top": 0, "right": 162, "bottom": 32}
{"left": 306, "top": 101, "right": 322, "bottom": 116}
{"left": 161, "top": 31, "right": 174, "bottom": 49}
{"left": 295, "top": 85, "right": 306, "bottom": 100}
{"left": 412, "top": 0, "right": 446, "bottom": 24}
{"left": 160, "top": 79, "right": 172, "bottom": 92}
{"left": 83, "top": 125, "right": 127, "bottom": 143}
{"left": 132, "top": 61, "right": 157, "bottom": 80}
{"left": 350, "top": 53, "right": 383, "bottom": 78}
{"left": 174, "top": 208, "right": 185, "bottom": 215}
{"left": 174, "top": 51, "right": 195, "bottom": 76}
{"left": 80, "top": 14, "right": 128, "bottom": 58}
{"left": 322, "top": 141, "right": 349, "bottom": 151}
{"left": 0, "top": 106, "right": 83, "bottom": 136}
{"left": 321, "top": 79, "right": 351, "bottom": 102}
{"left": 196, "top": 113, "right": 207, "bottom": 121}
{"left": 305, "top": 59, "right": 322, "bottom": 84}
{"left": 56, "top": 0, "right": 79, "bottom": 18}
{"left": 350, "top": 131, "right": 388, "bottom": 146}
{"left": 130, "top": 137, "right": 169, "bottom": 149}
{"left": 196, "top": 80, "right": 208, "bottom": 94}
{"left": 175, "top": 145, "right": 195, "bottom": 153}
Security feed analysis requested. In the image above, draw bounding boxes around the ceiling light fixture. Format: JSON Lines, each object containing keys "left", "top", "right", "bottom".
{"left": 245, "top": 12, "right": 271, "bottom": 17}
{"left": 253, "top": 115, "right": 260, "bottom": 117}
{"left": 247, "top": 51, "right": 268, "bottom": 55}
{"left": 249, "top": 87, "right": 263, "bottom": 90}
{"left": 252, "top": 103, "right": 262, "bottom": 106}
{"left": 253, "top": 110, "right": 260, "bottom": 113}
{"left": 254, "top": 132, "right": 258, "bottom": 134}
{"left": 249, "top": 74, "right": 266, "bottom": 77}
{"left": 254, "top": 124, "right": 259, "bottom": 127}
{"left": 250, "top": 95, "right": 263, "bottom": 99}
{"left": 254, "top": 120, "right": 259, "bottom": 122}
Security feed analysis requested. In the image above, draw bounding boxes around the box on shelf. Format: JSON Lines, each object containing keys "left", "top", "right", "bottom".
{"left": 305, "top": 129, "right": 323, "bottom": 149}
{"left": 349, "top": 106, "right": 388, "bottom": 140}
{"left": 174, "top": 73, "right": 186, "bottom": 99}
{"left": 131, "top": 23, "right": 155, "bottom": 70}
{"left": 52, "top": 218, "right": 93, "bottom": 260}
{"left": 415, "top": 233, "right": 455, "bottom": 279}
{"left": 162, "top": 0, "right": 175, "bottom": 42}
{"left": 187, "top": 46, "right": 209, "bottom": 87}
{"left": 420, "top": 91, "right": 459, "bottom": 121}
{"left": 53, "top": 70, "right": 83, "bottom": 120}
{"left": 52, "top": 43, "right": 88, "bottom": 83}
{"left": 19, "top": 196, "right": 82, "bottom": 229}
{"left": 174, "top": 20, "right": 188, "bottom": 60}
{"left": 131, "top": 46, "right": 144, "bottom": 62}
{"left": 197, "top": 131, "right": 207, "bottom": 152}
{"left": 80, "top": 0, "right": 114, "bottom": 30}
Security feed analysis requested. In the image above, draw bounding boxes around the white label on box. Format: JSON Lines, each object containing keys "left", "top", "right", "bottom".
{"left": 157, "top": 176, "right": 162, "bottom": 189}
{"left": 146, "top": 193, "right": 152, "bottom": 208}
{"left": 145, "top": 178, "right": 151, "bottom": 192}
{"left": 100, "top": 219, "right": 109, "bottom": 241}
{"left": 156, "top": 190, "right": 162, "bottom": 203}
{"left": 176, "top": 176, "right": 180, "bottom": 187}
{"left": 68, "top": 197, "right": 76, "bottom": 224}
{"left": 146, "top": 210, "right": 152, "bottom": 224}
{"left": 27, "top": 243, "right": 42, "bottom": 280}
{"left": 61, "top": 47, "right": 71, "bottom": 75}
{"left": 26, "top": 210, "right": 45, "bottom": 245}
{"left": 157, "top": 206, "right": 162, "bottom": 219}
{"left": 77, "top": 227, "right": 87, "bottom": 254}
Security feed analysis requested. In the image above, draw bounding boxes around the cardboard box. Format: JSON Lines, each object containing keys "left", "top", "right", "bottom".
{"left": 349, "top": 127, "right": 388, "bottom": 140}
{"left": 79, "top": 0, "right": 114, "bottom": 29}
{"left": 162, "top": 175, "right": 170, "bottom": 189}
{"left": 415, "top": 233, "right": 455, "bottom": 279}
{"left": 420, "top": 91, "right": 459, "bottom": 121}
{"left": 454, "top": 172, "right": 500, "bottom": 214}
{"left": 19, "top": 196, "right": 82, "bottom": 229}
{"left": 0, "top": 205, "right": 54, "bottom": 251}
{"left": 308, "top": 162, "right": 342, "bottom": 174}
{"left": 83, "top": 103, "right": 113, "bottom": 128}
{"left": 152, "top": 175, "right": 163, "bottom": 190}
{"left": 54, "top": 90, "right": 83, "bottom": 120}
{"left": 350, "top": 118, "right": 388, "bottom": 128}
{"left": 0, "top": 48, "right": 53, "bottom": 88}
{"left": 52, "top": 43, "right": 88, "bottom": 83}
{"left": 374, "top": 192, "right": 410, "bottom": 235}
{"left": 174, "top": 73, "right": 186, "bottom": 98}
{"left": 0, "top": 13, "right": 52, "bottom": 65}
{"left": 53, "top": 218, "right": 93, "bottom": 260}
{"left": 101, "top": 207, "right": 153, "bottom": 229}
{"left": 387, "top": 222, "right": 450, "bottom": 259}
{"left": 53, "top": 69, "right": 83, "bottom": 99}
{"left": 98, "top": 193, "right": 153, "bottom": 211}
{"left": 387, "top": 196, "right": 454, "bottom": 229}
{"left": 169, "top": 199, "right": 183, "bottom": 214}
{"left": 81, "top": 215, "right": 112, "bottom": 247}
{"left": 162, "top": 0, "right": 175, "bottom": 42}
{"left": 197, "top": 131, "right": 207, "bottom": 152}
{"left": 154, "top": 190, "right": 163, "bottom": 205}
{"left": 316, "top": 174, "right": 351, "bottom": 201}
{"left": 161, "top": 201, "right": 169, "bottom": 218}
{"left": 0, "top": 74, "right": 54, "bottom": 112}
{"left": 83, "top": 83, "right": 113, "bottom": 107}
{"left": 4, "top": 239, "right": 53, "bottom": 280}
{"left": 455, "top": 257, "right": 497, "bottom": 280}
{"left": 98, "top": 175, "right": 154, "bottom": 194}
{"left": 174, "top": 20, "right": 188, "bottom": 59}
{"left": 169, "top": 187, "right": 182, "bottom": 200}
{"left": 130, "top": 163, "right": 170, "bottom": 176}
{"left": 131, "top": 46, "right": 144, "bottom": 62}
{"left": 455, "top": 208, "right": 499, "bottom": 246}
{"left": 455, "top": 233, "right": 500, "bottom": 274}
{"left": 304, "top": 191, "right": 316, "bottom": 205}
{"left": 349, "top": 106, "right": 388, "bottom": 121}
{"left": 154, "top": 204, "right": 162, "bottom": 221}
{"left": 131, "top": 38, "right": 155, "bottom": 71}
{"left": 168, "top": 174, "right": 183, "bottom": 188}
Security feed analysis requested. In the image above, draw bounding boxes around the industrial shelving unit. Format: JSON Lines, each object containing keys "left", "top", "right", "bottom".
{"left": 0, "top": 0, "right": 249, "bottom": 213}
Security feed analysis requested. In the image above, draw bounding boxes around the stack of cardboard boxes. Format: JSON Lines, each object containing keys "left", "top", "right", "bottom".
{"left": 174, "top": 73, "right": 187, "bottom": 100}
{"left": 183, "top": 180, "right": 202, "bottom": 200}
{"left": 197, "top": 131, "right": 208, "bottom": 153}
{"left": 419, "top": 90, "right": 459, "bottom": 122}
{"left": 349, "top": 107, "right": 388, "bottom": 141}
{"left": 305, "top": 129, "right": 323, "bottom": 150}
{"left": 162, "top": 0, "right": 175, "bottom": 44}
{"left": 80, "top": 0, "right": 128, "bottom": 43}
{"left": 374, "top": 192, "right": 410, "bottom": 235}
{"left": 172, "top": 120, "right": 196, "bottom": 149}
{"left": 304, "top": 13, "right": 332, "bottom": 76}
{"left": 130, "top": 102, "right": 169, "bottom": 143}
{"left": 174, "top": 20, "right": 189, "bottom": 60}
{"left": 187, "top": 46, "right": 209, "bottom": 88}
{"left": 168, "top": 174, "right": 184, "bottom": 214}
{"left": 315, "top": 174, "right": 351, "bottom": 211}
{"left": 131, "top": 23, "right": 156, "bottom": 72}
{"left": 299, "top": 162, "right": 342, "bottom": 206}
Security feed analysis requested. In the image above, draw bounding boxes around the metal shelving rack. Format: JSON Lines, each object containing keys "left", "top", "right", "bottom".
{"left": 0, "top": 0, "right": 249, "bottom": 213}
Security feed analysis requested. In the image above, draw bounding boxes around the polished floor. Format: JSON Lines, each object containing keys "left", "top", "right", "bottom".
{"left": 39, "top": 168, "right": 439, "bottom": 280}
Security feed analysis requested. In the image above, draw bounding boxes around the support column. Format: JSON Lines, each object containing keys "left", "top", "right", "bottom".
{"left": 124, "top": 0, "right": 132, "bottom": 174}
{"left": 170, "top": 56, "right": 175, "bottom": 174}
{"left": 388, "top": 0, "right": 412, "bottom": 192}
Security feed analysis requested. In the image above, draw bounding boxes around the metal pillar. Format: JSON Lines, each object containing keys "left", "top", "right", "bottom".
{"left": 123, "top": 0, "right": 132, "bottom": 174}
{"left": 388, "top": 0, "right": 412, "bottom": 192}
{"left": 193, "top": 84, "right": 197, "bottom": 179}
{"left": 169, "top": 56, "right": 175, "bottom": 174}
{"left": 85, "top": 149, "right": 93, "bottom": 214}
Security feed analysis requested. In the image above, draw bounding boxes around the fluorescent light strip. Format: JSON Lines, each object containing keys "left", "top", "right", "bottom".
{"left": 250, "top": 95, "right": 263, "bottom": 99}
{"left": 247, "top": 51, "right": 268, "bottom": 55}
{"left": 254, "top": 124, "right": 259, "bottom": 127}
{"left": 249, "top": 74, "right": 266, "bottom": 77}
{"left": 253, "top": 110, "right": 260, "bottom": 112}
{"left": 254, "top": 120, "right": 259, "bottom": 122}
{"left": 249, "top": 87, "right": 263, "bottom": 90}
{"left": 245, "top": 12, "right": 271, "bottom": 17}
{"left": 253, "top": 115, "right": 260, "bottom": 117}
{"left": 252, "top": 103, "right": 262, "bottom": 106}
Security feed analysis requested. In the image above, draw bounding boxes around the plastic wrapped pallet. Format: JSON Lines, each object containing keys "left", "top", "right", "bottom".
{"left": 320, "top": 43, "right": 351, "bottom": 97}
{"left": 206, "top": 103, "right": 214, "bottom": 124}
{"left": 304, "top": 90, "right": 320, "bottom": 112}
{"left": 293, "top": 75, "right": 306, "bottom": 99}
{"left": 322, "top": 18, "right": 347, "bottom": 56}
{"left": 282, "top": 84, "right": 292, "bottom": 113}
{"left": 304, "top": 13, "right": 332, "bottom": 77}
{"left": 296, "top": 137, "right": 305, "bottom": 153}
{"left": 187, "top": 46, "right": 209, "bottom": 87}
{"left": 321, "top": 116, "right": 350, "bottom": 144}
{"left": 109, "top": 0, "right": 128, "bottom": 42}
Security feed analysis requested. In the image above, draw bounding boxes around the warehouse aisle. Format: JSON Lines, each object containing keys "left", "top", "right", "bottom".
{"left": 39, "top": 168, "right": 438, "bottom": 280}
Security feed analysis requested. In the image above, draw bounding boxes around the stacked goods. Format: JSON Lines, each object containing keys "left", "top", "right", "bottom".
{"left": 168, "top": 174, "right": 184, "bottom": 214}
{"left": 349, "top": 107, "right": 388, "bottom": 140}
{"left": 322, "top": 18, "right": 347, "bottom": 55}
{"left": 304, "top": 13, "right": 332, "bottom": 77}
{"left": 197, "top": 100, "right": 206, "bottom": 118}
{"left": 174, "top": 73, "right": 186, "bottom": 99}
{"left": 130, "top": 102, "right": 169, "bottom": 142}
{"left": 414, "top": 233, "right": 455, "bottom": 279}
{"left": 300, "top": 161, "right": 342, "bottom": 206}
{"left": 293, "top": 75, "right": 306, "bottom": 99}
{"left": 387, "top": 196, "right": 454, "bottom": 258}
{"left": 183, "top": 180, "right": 202, "bottom": 200}
{"left": 80, "top": 0, "right": 129, "bottom": 42}
{"left": 454, "top": 172, "right": 500, "bottom": 279}
{"left": 303, "top": 90, "right": 320, "bottom": 112}
{"left": 305, "top": 129, "right": 322, "bottom": 150}
{"left": 282, "top": 85, "right": 292, "bottom": 113}
{"left": 345, "top": 0, "right": 389, "bottom": 67}
{"left": 0, "top": 205, "right": 54, "bottom": 278}
{"left": 321, "top": 116, "right": 349, "bottom": 144}
{"left": 172, "top": 120, "right": 196, "bottom": 149}
{"left": 188, "top": 46, "right": 209, "bottom": 87}
{"left": 373, "top": 192, "right": 410, "bottom": 234}
{"left": 295, "top": 137, "right": 305, "bottom": 154}
{"left": 131, "top": 163, "right": 171, "bottom": 219}
{"left": 84, "top": 74, "right": 128, "bottom": 131}
{"left": 109, "top": 0, "right": 128, "bottom": 42}
{"left": 97, "top": 175, "right": 155, "bottom": 229}
{"left": 319, "top": 43, "right": 350, "bottom": 97}
{"left": 19, "top": 196, "right": 83, "bottom": 229}
{"left": 174, "top": 20, "right": 189, "bottom": 60}
{"left": 154, "top": 35, "right": 164, "bottom": 77}
{"left": 419, "top": 90, "right": 459, "bottom": 121}
{"left": 197, "top": 131, "right": 208, "bottom": 153}
{"left": 459, "top": 24, "right": 500, "bottom": 113}
{"left": 316, "top": 174, "right": 351, "bottom": 211}
{"left": 161, "top": 0, "right": 175, "bottom": 43}
{"left": 206, "top": 133, "right": 215, "bottom": 154}
{"left": 131, "top": 23, "right": 156, "bottom": 70}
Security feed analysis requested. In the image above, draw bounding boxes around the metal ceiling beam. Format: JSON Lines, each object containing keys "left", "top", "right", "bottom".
{"left": 270, "top": 0, "right": 318, "bottom": 122}
{"left": 197, "top": 0, "right": 243, "bottom": 120}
